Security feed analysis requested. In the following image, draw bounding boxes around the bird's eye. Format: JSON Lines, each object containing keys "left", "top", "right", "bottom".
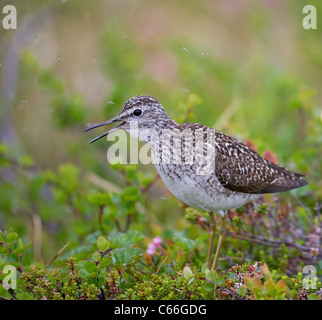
{"left": 133, "top": 109, "right": 142, "bottom": 116}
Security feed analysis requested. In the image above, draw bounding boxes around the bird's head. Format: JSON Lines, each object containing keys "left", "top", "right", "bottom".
{"left": 85, "top": 95, "right": 172, "bottom": 143}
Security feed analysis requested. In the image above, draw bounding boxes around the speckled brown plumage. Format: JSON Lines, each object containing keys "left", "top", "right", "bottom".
{"left": 85, "top": 95, "right": 308, "bottom": 214}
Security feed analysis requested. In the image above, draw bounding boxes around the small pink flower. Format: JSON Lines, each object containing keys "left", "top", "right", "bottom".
{"left": 152, "top": 236, "right": 163, "bottom": 246}
{"left": 146, "top": 244, "right": 156, "bottom": 255}
{"left": 146, "top": 236, "right": 163, "bottom": 255}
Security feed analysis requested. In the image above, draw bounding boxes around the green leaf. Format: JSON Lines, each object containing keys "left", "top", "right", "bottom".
{"left": 227, "top": 272, "right": 237, "bottom": 280}
{"left": 96, "top": 236, "right": 110, "bottom": 251}
{"left": 19, "top": 155, "right": 34, "bottom": 166}
{"left": 0, "top": 143, "right": 8, "bottom": 154}
{"left": 205, "top": 269, "right": 217, "bottom": 282}
{"left": 17, "top": 238, "right": 24, "bottom": 249}
{"left": 244, "top": 275, "right": 262, "bottom": 290}
{"left": 16, "top": 293, "right": 35, "bottom": 300}
{"left": 204, "top": 282, "right": 215, "bottom": 292}
{"left": 57, "top": 163, "right": 79, "bottom": 193}
{"left": 86, "top": 231, "right": 102, "bottom": 244}
{"left": 88, "top": 192, "right": 112, "bottom": 206}
{"left": 196, "top": 234, "right": 210, "bottom": 244}
{"left": 91, "top": 251, "right": 101, "bottom": 262}
{"left": 61, "top": 245, "right": 92, "bottom": 259}
{"left": 110, "top": 247, "right": 143, "bottom": 268}
{"left": 12, "top": 247, "right": 24, "bottom": 255}
{"left": 12, "top": 239, "right": 31, "bottom": 255}
{"left": 261, "top": 263, "right": 272, "bottom": 281}
{"left": 5, "top": 254, "right": 19, "bottom": 267}
{"left": 183, "top": 266, "right": 194, "bottom": 281}
{"left": 6, "top": 232, "right": 18, "bottom": 243}
{"left": 97, "top": 274, "right": 106, "bottom": 288}
{"left": 99, "top": 256, "right": 111, "bottom": 268}
{"left": 121, "top": 186, "right": 140, "bottom": 202}
{"left": 137, "top": 171, "right": 154, "bottom": 187}
{"left": 0, "top": 284, "right": 8, "bottom": 297}
{"left": 215, "top": 277, "right": 225, "bottom": 287}
{"left": 236, "top": 285, "right": 247, "bottom": 297}
{"left": 109, "top": 230, "right": 145, "bottom": 248}
{"left": 187, "top": 93, "right": 202, "bottom": 107}
{"left": 0, "top": 231, "right": 6, "bottom": 242}
{"left": 308, "top": 293, "right": 320, "bottom": 300}
{"left": 77, "top": 260, "right": 97, "bottom": 278}
{"left": 0, "top": 247, "right": 7, "bottom": 254}
{"left": 172, "top": 232, "right": 198, "bottom": 251}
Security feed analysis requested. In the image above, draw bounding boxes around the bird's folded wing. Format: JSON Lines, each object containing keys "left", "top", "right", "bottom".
{"left": 213, "top": 131, "right": 308, "bottom": 194}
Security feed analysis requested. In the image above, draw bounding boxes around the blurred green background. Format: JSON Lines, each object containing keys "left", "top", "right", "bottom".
{"left": 0, "top": 0, "right": 321, "bottom": 265}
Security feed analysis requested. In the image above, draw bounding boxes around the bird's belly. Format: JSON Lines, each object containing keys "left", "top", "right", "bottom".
{"left": 156, "top": 165, "right": 261, "bottom": 214}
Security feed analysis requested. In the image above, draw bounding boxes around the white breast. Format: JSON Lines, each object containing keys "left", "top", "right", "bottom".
{"left": 156, "top": 165, "right": 261, "bottom": 216}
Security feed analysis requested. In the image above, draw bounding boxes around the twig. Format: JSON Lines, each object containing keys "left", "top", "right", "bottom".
{"left": 149, "top": 248, "right": 173, "bottom": 290}
{"left": 114, "top": 215, "right": 132, "bottom": 233}
{"left": 0, "top": 279, "right": 17, "bottom": 300}
{"left": 45, "top": 241, "right": 70, "bottom": 268}
{"left": 18, "top": 254, "right": 25, "bottom": 273}
{"left": 124, "top": 214, "right": 132, "bottom": 232}
{"left": 114, "top": 219, "right": 123, "bottom": 232}
{"left": 226, "top": 231, "right": 322, "bottom": 257}
{"left": 98, "top": 205, "right": 104, "bottom": 226}
{"left": 100, "top": 248, "right": 112, "bottom": 259}
{"left": 32, "top": 214, "right": 42, "bottom": 262}
{"left": 213, "top": 98, "right": 240, "bottom": 131}
{"left": 87, "top": 172, "right": 122, "bottom": 193}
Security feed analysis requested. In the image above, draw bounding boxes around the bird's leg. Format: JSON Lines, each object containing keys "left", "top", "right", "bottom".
{"left": 211, "top": 215, "right": 226, "bottom": 271}
{"left": 207, "top": 212, "right": 216, "bottom": 270}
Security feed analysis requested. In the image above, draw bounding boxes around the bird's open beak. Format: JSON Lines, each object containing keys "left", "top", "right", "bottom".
{"left": 84, "top": 117, "right": 126, "bottom": 144}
